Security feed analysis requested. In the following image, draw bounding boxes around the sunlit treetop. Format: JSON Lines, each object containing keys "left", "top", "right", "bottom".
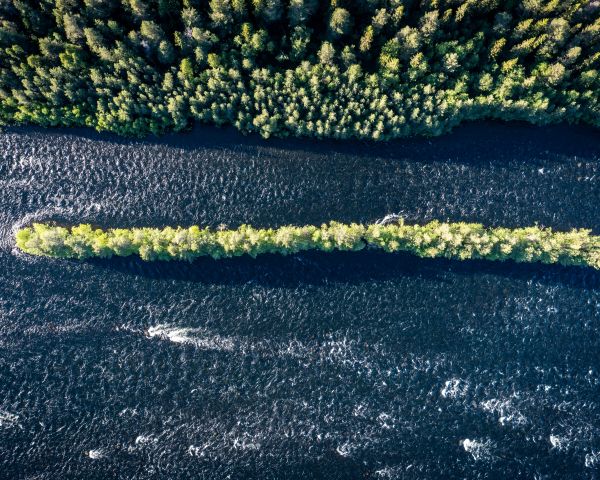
{"left": 0, "top": 0, "right": 598, "bottom": 139}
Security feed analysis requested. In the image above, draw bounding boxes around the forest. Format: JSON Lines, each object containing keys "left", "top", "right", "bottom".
{"left": 0, "top": 0, "right": 598, "bottom": 139}
{"left": 16, "top": 220, "right": 600, "bottom": 269}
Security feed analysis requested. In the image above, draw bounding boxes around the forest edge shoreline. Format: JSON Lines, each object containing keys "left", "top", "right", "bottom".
{"left": 2, "top": 1, "right": 598, "bottom": 140}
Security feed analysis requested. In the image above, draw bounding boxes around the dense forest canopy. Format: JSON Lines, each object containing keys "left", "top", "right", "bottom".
{"left": 0, "top": 0, "right": 598, "bottom": 139}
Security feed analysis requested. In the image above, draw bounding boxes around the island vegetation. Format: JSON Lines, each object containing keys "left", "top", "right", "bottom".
{"left": 0, "top": 0, "right": 598, "bottom": 139}
{"left": 15, "top": 220, "right": 600, "bottom": 269}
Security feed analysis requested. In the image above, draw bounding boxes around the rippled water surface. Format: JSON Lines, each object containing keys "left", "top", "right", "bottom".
{"left": 1, "top": 123, "right": 600, "bottom": 479}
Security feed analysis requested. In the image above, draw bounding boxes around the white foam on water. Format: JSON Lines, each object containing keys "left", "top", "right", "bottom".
{"left": 374, "top": 467, "right": 399, "bottom": 479}
{"left": 375, "top": 213, "right": 404, "bottom": 225}
{"left": 127, "top": 434, "right": 159, "bottom": 453}
{"left": 146, "top": 325, "right": 235, "bottom": 351}
{"left": 187, "top": 445, "right": 204, "bottom": 457}
{"left": 231, "top": 436, "right": 261, "bottom": 451}
{"left": 278, "top": 335, "right": 412, "bottom": 383}
{"left": 321, "top": 336, "right": 351, "bottom": 356}
{"left": 335, "top": 441, "right": 355, "bottom": 458}
{"left": 377, "top": 412, "right": 394, "bottom": 430}
{"left": 549, "top": 434, "right": 570, "bottom": 451}
{"left": 23, "top": 322, "right": 83, "bottom": 337}
{"left": 115, "top": 323, "right": 145, "bottom": 335}
{"left": 144, "top": 326, "right": 447, "bottom": 401}
{"left": 374, "top": 465, "right": 416, "bottom": 479}
{"left": 9, "top": 245, "right": 44, "bottom": 264}
{"left": 187, "top": 430, "right": 264, "bottom": 460}
{"left": 0, "top": 215, "right": 13, "bottom": 252}
{"left": 11, "top": 207, "right": 75, "bottom": 235}
{"left": 352, "top": 403, "right": 368, "bottom": 418}
{"left": 7, "top": 203, "right": 108, "bottom": 255}
{"left": 585, "top": 451, "right": 600, "bottom": 468}
{"left": 118, "top": 407, "right": 138, "bottom": 417}
{"left": 441, "top": 378, "right": 469, "bottom": 399}
{"left": 135, "top": 434, "right": 158, "bottom": 446}
{"left": 86, "top": 449, "right": 106, "bottom": 460}
{"left": 480, "top": 398, "right": 527, "bottom": 427}
{"left": 275, "top": 338, "right": 312, "bottom": 359}
{"left": 0, "top": 410, "right": 19, "bottom": 428}
{"left": 460, "top": 438, "right": 495, "bottom": 462}
{"left": 11, "top": 202, "right": 109, "bottom": 234}
{"left": 145, "top": 327, "right": 387, "bottom": 374}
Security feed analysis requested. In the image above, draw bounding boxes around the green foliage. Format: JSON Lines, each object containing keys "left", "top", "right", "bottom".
{"left": 329, "top": 8, "right": 351, "bottom": 37}
{"left": 15, "top": 220, "right": 600, "bottom": 270}
{"left": 1, "top": 0, "right": 598, "bottom": 139}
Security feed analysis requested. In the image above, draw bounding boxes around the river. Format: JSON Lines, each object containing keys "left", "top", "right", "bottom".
{"left": 0, "top": 122, "right": 599, "bottom": 479}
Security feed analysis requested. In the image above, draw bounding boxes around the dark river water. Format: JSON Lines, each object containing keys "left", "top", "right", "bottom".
{"left": 1, "top": 123, "right": 600, "bottom": 479}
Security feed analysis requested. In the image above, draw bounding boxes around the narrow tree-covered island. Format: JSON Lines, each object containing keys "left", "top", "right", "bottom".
{"left": 3, "top": 2, "right": 600, "bottom": 476}
{"left": 16, "top": 221, "right": 600, "bottom": 269}
{"left": 0, "top": 0, "right": 598, "bottom": 139}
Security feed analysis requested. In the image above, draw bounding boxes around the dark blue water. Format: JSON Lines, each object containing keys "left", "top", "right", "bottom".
{"left": 1, "top": 123, "right": 599, "bottom": 479}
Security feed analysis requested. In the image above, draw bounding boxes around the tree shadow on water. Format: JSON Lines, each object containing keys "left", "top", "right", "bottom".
{"left": 7, "top": 120, "right": 600, "bottom": 166}
{"left": 88, "top": 250, "right": 600, "bottom": 291}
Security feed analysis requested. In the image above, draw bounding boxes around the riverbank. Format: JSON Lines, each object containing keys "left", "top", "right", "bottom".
{"left": 2, "top": 124, "right": 600, "bottom": 478}
{"left": 16, "top": 220, "right": 600, "bottom": 269}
